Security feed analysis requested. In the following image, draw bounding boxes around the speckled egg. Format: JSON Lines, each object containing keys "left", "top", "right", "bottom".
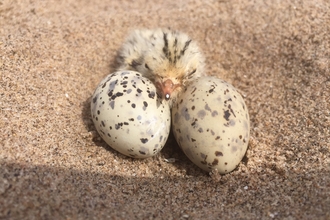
{"left": 91, "top": 71, "right": 171, "bottom": 158}
{"left": 172, "top": 76, "right": 250, "bottom": 174}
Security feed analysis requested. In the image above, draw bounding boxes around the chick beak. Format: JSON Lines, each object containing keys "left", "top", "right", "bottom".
{"left": 158, "top": 79, "right": 180, "bottom": 100}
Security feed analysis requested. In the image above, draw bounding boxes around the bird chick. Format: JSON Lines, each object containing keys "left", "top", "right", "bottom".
{"left": 116, "top": 28, "right": 205, "bottom": 107}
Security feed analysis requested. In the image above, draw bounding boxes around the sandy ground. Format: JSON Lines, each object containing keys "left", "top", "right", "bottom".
{"left": 1, "top": 0, "right": 329, "bottom": 219}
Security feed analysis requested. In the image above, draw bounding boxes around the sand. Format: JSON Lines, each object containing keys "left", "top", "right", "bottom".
{"left": 1, "top": 0, "right": 329, "bottom": 219}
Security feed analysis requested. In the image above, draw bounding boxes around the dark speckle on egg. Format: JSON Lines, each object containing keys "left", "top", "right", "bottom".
{"left": 197, "top": 110, "right": 206, "bottom": 119}
{"left": 110, "top": 101, "right": 115, "bottom": 109}
{"left": 224, "top": 109, "right": 231, "bottom": 121}
{"left": 211, "top": 159, "right": 218, "bottom": 166}
{"left": 108, "top": 80, "right": 118, "bottom": 93}
{"left": 200, "top": 153, "right": 207, "bottom": 159}
{"left": 182, "top": 108, "right": 190, "bottom": 121}
{"left": 139, "top": 150, "right": 146, "bottom": 155}
{"left": 115, "top": 123, "right": 123, "bottom": 130}
{"left": 215, "top": 151, "right": 223, "bottom": 156}
{"left": 148, "top": 91, "right": 155, "bottom": 99}
{"left": 191, "top": 118, "right": 198, "bottom": 128}
{"left": 209, "top": 85, "right": 215, "bottom": 93}
{"left": 121, "top": 71, "right": 130, "bottom": 76}
{"left": 111, "top": 92, "right": 124, "bottom": 100}
{"left": 140, "top": 138, "right": 148, "bottom": 144}
{"left": 93, "top": 94, "right": 98, "bottom": 103}
{"left": 228, "top": 104, "right": 236, "bottom": 118}
{"left": 204, "top": 104, "right": 211, "bottom": 112}
{"left": 121, "top": 80, "right": 128, "bottom": 85}
{"left": 229, "top": 120, "right": 236, "bottom": 126}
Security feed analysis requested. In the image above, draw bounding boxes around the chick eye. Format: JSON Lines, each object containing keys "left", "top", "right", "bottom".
{"left": 145, "top": 63, "right": 150, "bottom": 70}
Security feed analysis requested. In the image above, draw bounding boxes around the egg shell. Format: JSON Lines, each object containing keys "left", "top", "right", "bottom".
{"left": 91, "top": 71, "right": 171, "bottom": 158}
{"left": 172, "top": 76, "right": 250, "bottom": 174}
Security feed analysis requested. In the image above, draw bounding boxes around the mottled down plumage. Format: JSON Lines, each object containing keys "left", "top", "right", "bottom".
{"left": 116, "top": 28, "right": 205, "bottom": 107}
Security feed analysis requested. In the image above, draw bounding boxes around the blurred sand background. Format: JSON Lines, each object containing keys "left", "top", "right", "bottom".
{"left": 1, "top": 0, "right": 329, "bottom": 219}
